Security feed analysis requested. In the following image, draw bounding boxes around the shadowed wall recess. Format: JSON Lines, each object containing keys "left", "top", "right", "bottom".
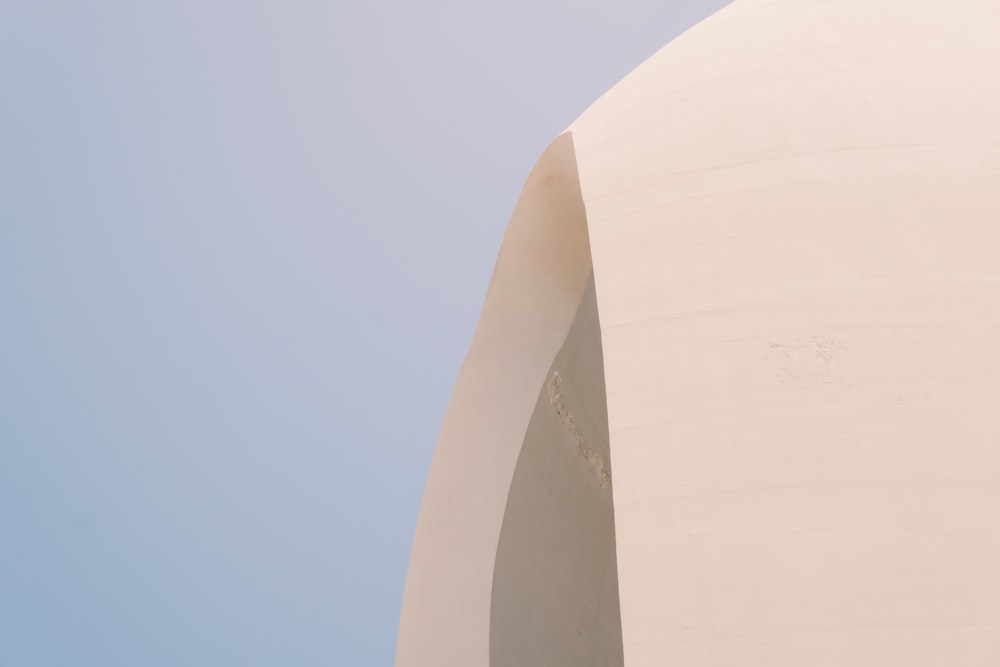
{"left": 491, "top": 274, "right": 622, "bottom": 667}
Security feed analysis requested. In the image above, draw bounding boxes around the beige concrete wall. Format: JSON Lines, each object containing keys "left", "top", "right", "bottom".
{"left": 572, "top": 0, "right": 1000, "bottom": 664}
{"left": 399, "top": 0, "right": 1000, "bottom": 664}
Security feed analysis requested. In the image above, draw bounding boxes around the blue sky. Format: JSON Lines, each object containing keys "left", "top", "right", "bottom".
{"left": 0, "top": 1, "right": 729, "bottom": 664}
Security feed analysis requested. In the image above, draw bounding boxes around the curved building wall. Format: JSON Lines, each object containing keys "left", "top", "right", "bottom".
{"left": 395, "top": 134, "right": 594, "bottom": 667}
{"left": 399, "top": 0, "right": 1000, "bottom": 665}
{"left": 573, "top": 0, "right": 1000, "bottom": 664}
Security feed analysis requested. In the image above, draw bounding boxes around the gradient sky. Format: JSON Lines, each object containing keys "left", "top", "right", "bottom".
{"left": 1, "top": 1, "right": 730, "bottom": 664}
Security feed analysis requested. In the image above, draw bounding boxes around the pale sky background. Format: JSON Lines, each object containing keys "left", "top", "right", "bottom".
{"left": 1, "top": 0, "right": 731, "bottom": 664}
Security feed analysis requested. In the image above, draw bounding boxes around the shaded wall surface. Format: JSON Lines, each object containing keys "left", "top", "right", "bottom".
{"left": 491, "top": 275, "right": 622, "bottom": 667}
{"left": 399, "top": 0, "right": 1000, "bottom": 665}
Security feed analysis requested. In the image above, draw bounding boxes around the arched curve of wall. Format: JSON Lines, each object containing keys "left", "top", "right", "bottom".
{"left": 396, "top": 133, "right": 617, "bottom": 667}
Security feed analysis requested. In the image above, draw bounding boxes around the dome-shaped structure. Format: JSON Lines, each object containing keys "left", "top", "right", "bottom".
{"left": 397, "top": 1, "right": 1000, "bottom": 665}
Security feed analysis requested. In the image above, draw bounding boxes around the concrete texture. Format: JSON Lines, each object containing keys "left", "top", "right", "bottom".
{"left": 398, "top": 0, "right": 1000, "bottom": 664}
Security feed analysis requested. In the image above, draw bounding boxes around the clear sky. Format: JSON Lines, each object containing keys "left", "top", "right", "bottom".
{"left": 1, "top": 0, "right": 730, "bottom": 664}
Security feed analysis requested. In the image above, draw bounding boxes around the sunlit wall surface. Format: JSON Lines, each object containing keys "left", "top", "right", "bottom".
{"left": 399, "top": 1, "right": 1000, "bottom": 664}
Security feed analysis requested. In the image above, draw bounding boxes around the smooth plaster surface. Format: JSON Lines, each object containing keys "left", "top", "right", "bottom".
{"left": 399, "top": 0, "right": 1000, "bottom": 664}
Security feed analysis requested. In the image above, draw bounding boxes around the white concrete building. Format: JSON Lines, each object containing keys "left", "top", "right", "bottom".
{"left": 398, "top": 0, "right": 1000, "bottom": 664}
